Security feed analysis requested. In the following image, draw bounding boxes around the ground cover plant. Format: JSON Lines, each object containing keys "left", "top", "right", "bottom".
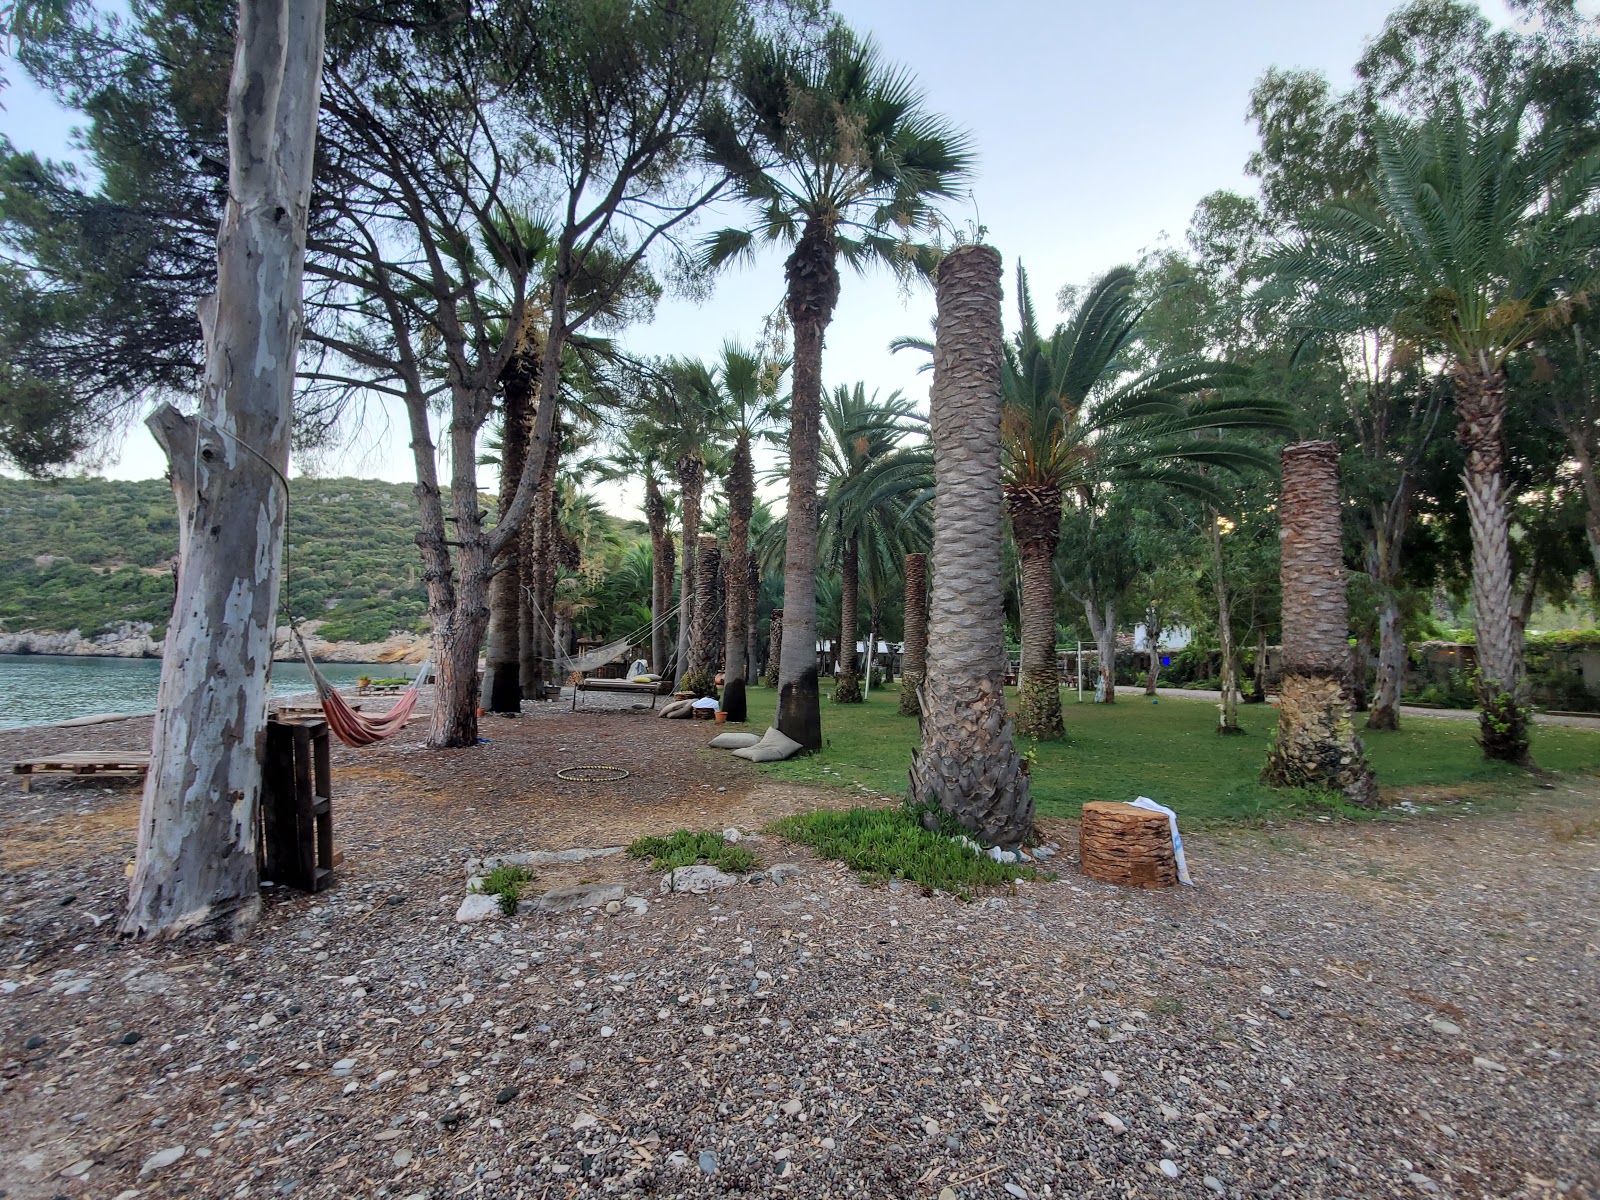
{"left": 477, "top": 864, "right": 533, "bottom": 916}
{"left": 626, "top": 830, "right": 760, "bottom": 874}
{"left": 769, "top": 804, "right": 1038, "bottom": 897}
{"left": 741, "top": 684, "right": 1600, "bottom": 823}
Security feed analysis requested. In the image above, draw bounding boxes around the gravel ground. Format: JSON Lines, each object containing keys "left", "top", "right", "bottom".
{"left": 1, "top": 707, "right": 1597, "bottom": 1200}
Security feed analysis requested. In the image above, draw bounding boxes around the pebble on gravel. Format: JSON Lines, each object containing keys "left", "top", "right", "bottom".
{"left": 139, "top": 1146, "right": 185, "bottom": 1175}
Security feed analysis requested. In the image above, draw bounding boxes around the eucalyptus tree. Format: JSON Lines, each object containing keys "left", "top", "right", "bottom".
{"left": 5, "top": 0, "right": 792, "bottom": 748}
{"left": 819, "top": 383, "right": 924, "bottom": 703}
{"left": 1262, "top": 93, "right": 1600, "bottom": 763}
{"left": 699, "top": 24, "right": 973, "bottom": 748}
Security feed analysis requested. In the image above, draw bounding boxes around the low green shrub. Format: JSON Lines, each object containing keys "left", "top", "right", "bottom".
{"left": 480, "top": 864, "right": 532, "bottom": 916}
{"left": 626, "top": 829, "right": 761, "bottom": 874}
{"left": 769, "top": 805, "right": 1038, "bottom": 898}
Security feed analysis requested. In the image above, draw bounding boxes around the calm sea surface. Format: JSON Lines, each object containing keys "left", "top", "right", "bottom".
{"left": 0, "top": 654, "right": 416, "bottom": 730}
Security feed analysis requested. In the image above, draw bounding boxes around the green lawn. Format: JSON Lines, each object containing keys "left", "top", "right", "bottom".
{"left": 734, "top": 682, "right": 1600, "bottom": 824}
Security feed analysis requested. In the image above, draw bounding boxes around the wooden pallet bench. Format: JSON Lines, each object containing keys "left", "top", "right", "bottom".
{"left": 12, "top": 752, "right": 151, "bottom": 792}
{"left": 571, "top": 676, "right": 673, "bottom": 711}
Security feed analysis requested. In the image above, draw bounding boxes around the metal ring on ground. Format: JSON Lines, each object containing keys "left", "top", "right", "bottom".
{"left": 556, "top": 765, "right": 631, "bottom": 783}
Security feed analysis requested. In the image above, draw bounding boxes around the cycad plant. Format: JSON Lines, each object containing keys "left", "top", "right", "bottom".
{"left": 700, "top": 25, "right": 973, "bottom": 748}
{"left": 1261, "top": 91, "right": 1600, "bottom": 763}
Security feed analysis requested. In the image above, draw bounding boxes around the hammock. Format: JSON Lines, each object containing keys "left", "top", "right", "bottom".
{"left": 555, "top": 635, "right": 636, "bottom": 676}
{"left": 291, "top": 629, "right": 430, "bottom": 747}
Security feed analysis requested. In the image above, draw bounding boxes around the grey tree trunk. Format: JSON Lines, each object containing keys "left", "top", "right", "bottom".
{"left": 1262, "top": 441, "right": 1378, "bottom": 807}
{"left": 908, "top": 245, "right": 1033, "bottom": 846}
{"left": 1144, "top": 609, "right": 1162, "bottom": 695}
{"left": 899, "top": 553, "right": 926, "bottom": 718}
{"left": 1368, "top": 594, "right": 1405, "bottom": 731}
{"left": 1083, "top": 599, "right": 1117, "bottom": 704}
{"left": 122, "top": 0, "right": 326, "bottom": 941}
{"left": 1208, "top": 509, "right": 1243, "bottom": 734}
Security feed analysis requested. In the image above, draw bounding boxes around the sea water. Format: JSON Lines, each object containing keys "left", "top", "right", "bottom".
{"left": 0, "top": 654, "right": 415, "bottom": 730}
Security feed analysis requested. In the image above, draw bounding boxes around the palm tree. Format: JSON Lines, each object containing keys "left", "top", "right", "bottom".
{"left": 898, "top": 551, "right": 927, "bottom": 717}
{"left": 589, "top": 430, "right": 676, "bottom": 673}
{"left": 908, "top": 244, "right": 1033, "bottom": 844}
{"left": 1262, "top": 441, "right": 1379, "bottom": 806}
{"left": 718, "top": 343, "right": 787, "bottom": 722}
{"left": 1261, "top": 92, "right": 1600, "bottom": 763}
{"left": 700, "top": 26, "right": 974, "bottom": 749}
{"left": 818, "top": 382, "right": 924, "bottom": 702}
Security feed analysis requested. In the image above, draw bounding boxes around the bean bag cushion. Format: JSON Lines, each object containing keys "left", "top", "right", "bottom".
{"left": 708, "top": 731, "right": 761, "bottom": 749}
{"left": 732, "top": 726, "right": 805, "bottom": 763}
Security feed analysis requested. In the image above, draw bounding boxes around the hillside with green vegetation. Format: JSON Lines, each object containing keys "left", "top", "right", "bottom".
{"left": 0, "top": 476, "right": 431, "bottom": 643}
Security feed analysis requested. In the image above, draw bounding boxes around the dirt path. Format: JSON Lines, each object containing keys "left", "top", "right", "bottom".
{"left": 1, "top": 707, "right": 1597, "bottom": 1199}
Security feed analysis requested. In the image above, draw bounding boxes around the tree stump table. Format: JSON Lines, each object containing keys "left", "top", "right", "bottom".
{"left": 1078, "top": 801, "right": 1178, "bottom": 889}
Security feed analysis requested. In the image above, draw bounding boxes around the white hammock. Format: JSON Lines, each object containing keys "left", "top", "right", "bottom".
{"left": 555, "top": 636, "right": 636, "bottom": 675}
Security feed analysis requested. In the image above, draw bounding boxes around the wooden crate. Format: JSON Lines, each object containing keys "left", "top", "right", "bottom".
{"left": 260, "top": 717, "right": 335, "bottom": 892}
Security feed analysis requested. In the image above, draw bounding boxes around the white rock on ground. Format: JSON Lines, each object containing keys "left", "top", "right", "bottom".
{"left": 455, "top": 894, "right": 501, "bottom": 923}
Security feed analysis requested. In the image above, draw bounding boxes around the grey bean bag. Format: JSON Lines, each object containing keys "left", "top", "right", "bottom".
{"left": 732, "top": 726, "right": 805, "bottom": 762}
{"left": 708, "top": 730, "right": 762, "bottom": 749}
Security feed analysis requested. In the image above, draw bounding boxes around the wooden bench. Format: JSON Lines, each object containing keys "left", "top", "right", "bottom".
{"left": 571, "top": 676, "right": 672, "bottom": 711}
{"left": 12, "top": 752, "right": 151, "bottom": 792}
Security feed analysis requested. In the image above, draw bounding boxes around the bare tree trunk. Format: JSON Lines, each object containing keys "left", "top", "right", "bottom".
{"left": 834, "top": 535, "right": 863, "bottom": 703}
{"left": 1144, "top": 608, "right": 1162, "bottom": 695}
{"left": 530, "top": 430, "right": 561, "bottom": 690}
{"left": 1368, "top": 593, "right": 1405, "bottom": 731}
{"left": 518, "top": 512, "right": 540, "bottom": 695}
{"left": 899, "top": 553, "right": 927, "bottom": 717}
{"left": 1263, "top": 441, "right": 1378, "bottom": 807}
{"left": 680, "top": 536, "right": 720, "bottom": 697}
{"left": 645, "top": 475, "right": 671, "bottom": 675}
{"left": 123, "top": 0, "right": 326, "bottom": 941}
{"left": 1249, "top": 625, "right": 1268, "bottom": 703}
{"left": 909, "top": 245, "right": 1033, "bottom": 846}
{"left": 1208, "top": 509, "right": 1243, "bottom": 735}
{"left": 1082, "top": 599, "right": 1117, "bottom": 704}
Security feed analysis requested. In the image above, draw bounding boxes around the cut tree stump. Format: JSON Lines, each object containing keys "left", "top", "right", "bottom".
{"left": 1078, "top": 801, "right": 1178, "bottom": 889}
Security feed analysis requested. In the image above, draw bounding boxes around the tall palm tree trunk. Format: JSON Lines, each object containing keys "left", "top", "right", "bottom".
{"left": 480, "top": 349, "right": 533, "bottom": 715}
{"left": 723, "top": 434, "right": 754, "bottom": 721}
{"left": 834, "top": 535, "right": 863, "bottom": 703}
{"left": 681, "top": 535, "right": 721, "bottom": 697}
{"left": 764, "top": 608, "right": 783, "bottom": 686}
{"left": 673, "top": 457, "right": 704, "bottom": 688}
{"left": 775, "top": 218, "right": 840, "bottom": 750}
{"left": 519, "top": 423, "right": 560, "bottom": 694}
{"left": 899, "top": 552, "right": 927, "bottom": 717}
{"left": 1263, "top": 441, "right": 1378, "bottom": 806}
{"left": 745, "top": 551, "right": 760, "bottom": 686}
{"left": 645, "top": 475, "right": 672, "bottom": 675}
{"left": 909, "top": 244, "right": 1033, "bottom": 845}
{"left": 1008, "top": 489, "right": 1064, "bottom": 738}
{"left": 1455, "top": 367, "right": 1530, "bottom": 764}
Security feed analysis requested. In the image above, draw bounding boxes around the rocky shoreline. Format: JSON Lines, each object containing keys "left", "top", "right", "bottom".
{"left": 0, "top": 621, "right": 430, "bottom": 664}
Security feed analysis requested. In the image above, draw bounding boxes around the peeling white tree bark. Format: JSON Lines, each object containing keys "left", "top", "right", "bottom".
{"left": 121, "top": 0, "right": 326, "bottom": 941}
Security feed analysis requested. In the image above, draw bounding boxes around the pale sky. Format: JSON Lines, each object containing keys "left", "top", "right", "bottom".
{"left": 1, "top": 0, "right": 1526, "bottom": 518}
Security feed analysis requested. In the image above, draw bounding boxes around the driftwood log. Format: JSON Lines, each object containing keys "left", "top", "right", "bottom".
{"left": 1078, "top": 802, "right": 1178, "bottom": 889}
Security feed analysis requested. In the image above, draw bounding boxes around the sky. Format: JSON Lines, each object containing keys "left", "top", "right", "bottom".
{"left": 0, "top": 0, "right": 1526, "bottom": 517}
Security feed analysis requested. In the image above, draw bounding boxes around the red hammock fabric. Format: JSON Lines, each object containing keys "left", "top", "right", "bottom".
{"left": 292, "top": 629, "right": 428, "bottom": 746}
{"left": 317, "top": 686, "right": 423, "bottom": 747}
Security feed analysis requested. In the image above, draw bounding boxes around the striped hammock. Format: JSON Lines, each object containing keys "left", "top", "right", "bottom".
{"left": 291, "top": 629, "right": 430, "bottom": 746}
